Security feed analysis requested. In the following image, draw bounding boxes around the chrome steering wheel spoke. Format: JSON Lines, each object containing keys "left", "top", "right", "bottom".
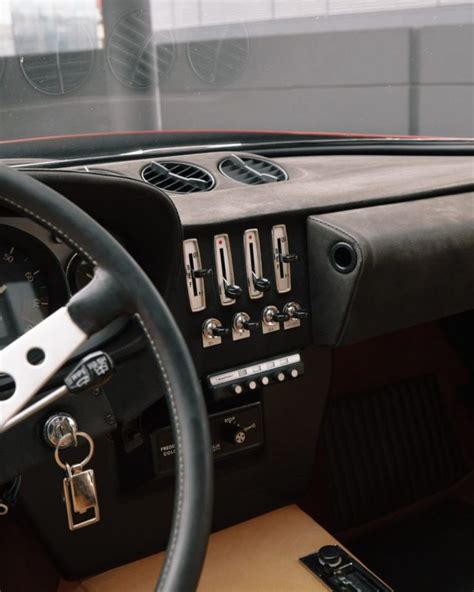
{"left": 0, "top": 307, "right": 87, "bottom": 430}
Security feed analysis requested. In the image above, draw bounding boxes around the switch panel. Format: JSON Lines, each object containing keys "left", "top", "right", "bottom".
{"left": 214, "top": 233, "right": 239, "bottom": 306}
{"left": 183, "top": 238, "right": 207, "bottom": 312}
{"left": 272, "top": 224, "right": 292, "bottom": 293}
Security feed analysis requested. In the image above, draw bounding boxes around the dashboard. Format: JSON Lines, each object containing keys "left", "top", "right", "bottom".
{"left": 0, "top": 148, "right": 473, "bottom": 578}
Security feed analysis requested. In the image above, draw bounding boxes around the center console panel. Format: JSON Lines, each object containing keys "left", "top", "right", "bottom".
{"left": 172, "top": 215, "right": 312, "bottom": 377}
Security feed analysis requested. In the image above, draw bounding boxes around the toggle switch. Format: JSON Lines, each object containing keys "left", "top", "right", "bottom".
{"left": 262, "top": 306, "right": 289, "bottom": 333}
{"left": 212, "top": 326, "right": 231, "bottom": 338}
{"left": 202, "top": 318, "right": 229, "bottom": 348}
{"left": 232, "top": 312, "right": 259, "bottom": 341}
{"left": 283, "top": 302, "right": 308, "bottom": 330}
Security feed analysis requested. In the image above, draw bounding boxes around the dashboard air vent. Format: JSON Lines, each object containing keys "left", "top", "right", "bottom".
{"left": 142, "top": 161, "right": 214, "bottom": 194}
{"left": 219, "top": 154, "right": 288, "bottom": 185}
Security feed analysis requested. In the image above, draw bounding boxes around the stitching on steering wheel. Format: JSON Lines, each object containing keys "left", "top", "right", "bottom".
{"left": 0, "top": 194, "right": 98, "bottom": 265}
{"left": 135, "top": 313, "right": 183, "bottom": 585}
{"left": 0, "top": 192, "right": 184, "bottom": 587}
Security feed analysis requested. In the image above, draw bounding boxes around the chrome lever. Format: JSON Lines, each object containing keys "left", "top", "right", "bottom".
{"left": 150, "top": 161, "right": 209, "bottom": 190}
{"left": 228, "top": 154, "right": 279, "bottom": 182}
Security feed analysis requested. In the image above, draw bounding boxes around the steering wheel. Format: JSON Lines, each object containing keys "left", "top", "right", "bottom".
{"left": 0, "top": 164, "right": 213, "bottom": 591}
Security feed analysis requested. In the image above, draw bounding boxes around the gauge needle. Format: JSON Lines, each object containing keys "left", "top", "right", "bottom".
{"left": 0, "top": 285, "right": 7, "bottom": 295}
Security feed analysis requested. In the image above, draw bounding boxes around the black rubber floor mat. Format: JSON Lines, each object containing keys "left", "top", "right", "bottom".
{"left": 348, "top": 499, "right": 474, "bottom": 592}
{"left": 321, "top": 374, "right": 466, "bottom": 531}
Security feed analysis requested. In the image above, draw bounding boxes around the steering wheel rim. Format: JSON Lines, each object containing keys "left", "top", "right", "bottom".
{"left": 0, "top": 164, "right": 213, "bottom": 591}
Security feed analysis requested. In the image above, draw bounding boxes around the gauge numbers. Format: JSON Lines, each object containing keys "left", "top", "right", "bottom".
{"left": 0, "top": 241, "right": 50, "bottom": 347}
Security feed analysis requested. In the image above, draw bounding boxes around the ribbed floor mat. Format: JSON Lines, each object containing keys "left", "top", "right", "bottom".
{"left": 348, "top": 499, "right": 474, "bottom": 592}
{"left": 321, "top": 374, "right": 466, "bottom": 531}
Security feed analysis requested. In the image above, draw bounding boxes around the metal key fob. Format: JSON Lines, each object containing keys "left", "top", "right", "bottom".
{"left": 55, "top": 430, "right": 101, "bottom": 531}
{"left": 63, "top": 466, "right": 100, "bottom": 530}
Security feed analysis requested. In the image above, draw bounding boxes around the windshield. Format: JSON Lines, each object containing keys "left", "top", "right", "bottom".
{"left": 1, "top": 0, "right": 473, "bottom": 153}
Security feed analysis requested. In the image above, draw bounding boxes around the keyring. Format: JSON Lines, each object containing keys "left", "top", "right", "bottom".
{"left": 54, "top": 431, "right": 95, "bottom": 471}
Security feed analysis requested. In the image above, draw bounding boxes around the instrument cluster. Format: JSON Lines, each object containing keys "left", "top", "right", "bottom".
{"left": 0, "top": 220, "right": 95, "bottom": 349}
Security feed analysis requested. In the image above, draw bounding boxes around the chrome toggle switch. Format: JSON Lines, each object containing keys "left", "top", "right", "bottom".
{"left": 283, "top": 301, "right": 309, "bottom": 330}
{"left": 202, "top": 318, "right": 229, "bottom": 348}
{"left": 262, "top": 306, "right": 289, "bottom": 334}
{"left": 232, "top": 312, "right": 259, "bottom": 341}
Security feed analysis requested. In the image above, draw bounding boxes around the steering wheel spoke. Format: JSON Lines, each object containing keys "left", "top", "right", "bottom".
{"left": 0, "top": 307, "right": 87, "bottom": 430}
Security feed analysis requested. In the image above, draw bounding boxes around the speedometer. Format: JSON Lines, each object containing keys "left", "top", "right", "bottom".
{"left": 0, "top": 226, "right": 68, "bottom": 349}
{"left": 0, "top": 240, "right": 50, "bottom": 346}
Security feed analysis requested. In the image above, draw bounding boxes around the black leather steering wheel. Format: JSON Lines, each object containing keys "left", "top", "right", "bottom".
{"left": 0, "top": 164, "right": 213, "bottom": 591}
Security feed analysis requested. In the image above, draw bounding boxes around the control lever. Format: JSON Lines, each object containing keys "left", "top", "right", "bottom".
{"left": 281, "top": 253, "right": 299, "bottom": 263}
{"left": 252, "top": 273, "right": 271, "bottom": 293}
{"left": 292, "top": 309, "right": 308, "bottom": 320}
{"left": 212, "top": 326, "right": 231, "bottom": 338}
{"left": 272, "top": 311, "right": 290, "bottom": 323}
{"left": 228, "top": 154, "right": 279, "bottom": 184}
{"left": 232, "top": 312, "right": 258, "bottom": 339}
{"left": 192, "top": 268, "right": 212, "bottom": 279}
{"left": 1, "top": 351, "right": 114, "bottom": 433}
{"left": 284, "top": 302, "right": 309, "bottom": 320}
{"left": 262, "top": 306, "right": 288, "bottom": 332}
{"left": 223, "top": 278, "right": 243, "bottom": 299}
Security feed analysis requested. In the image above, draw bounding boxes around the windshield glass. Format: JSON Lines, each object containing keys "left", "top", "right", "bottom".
{"left": 1, "top": 0, "right": 473, "bottom": 151}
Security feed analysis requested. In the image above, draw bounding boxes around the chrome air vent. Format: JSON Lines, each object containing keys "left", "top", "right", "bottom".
{"left": 219, "top": 154, "right": 288, "bottom": 185}
{"left": 107, "top": 9, "right": 175, "bottom": 88}
{"left": 187, "top": 23, "right": 250, "bottom": 85}
{"left": 142, "top": 161, "right": 214, "bottom": 194}
{"left": 20, "top": 26, "right": 93, "bottom": 95}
